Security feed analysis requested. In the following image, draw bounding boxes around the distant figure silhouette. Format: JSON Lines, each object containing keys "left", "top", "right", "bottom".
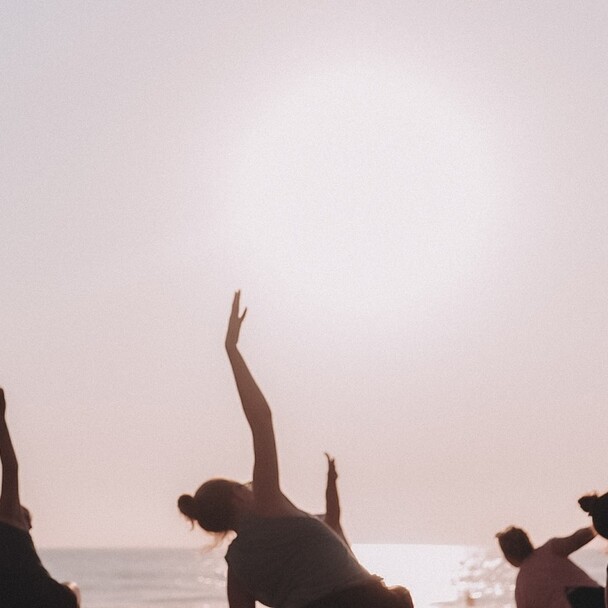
{"left": 579, "top": 491, "right": 608, "bottom": 608}
{"left": 496, "top": 524, "right": 603, "bottom": 608}
{"left": 0, "top": 388, "right": 80, "bottom": 608}
{"left": 178, "top": 292, "right": 413, "bottom": 608}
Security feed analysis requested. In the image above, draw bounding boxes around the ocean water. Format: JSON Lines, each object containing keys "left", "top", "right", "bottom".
{"left": 39, "top": 544, "right": 607, "bottom": 608}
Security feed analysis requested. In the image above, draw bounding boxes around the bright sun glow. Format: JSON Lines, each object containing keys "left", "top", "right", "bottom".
{"left": 229, "top": 61, "right": 505, "bottom": 311}
{"left": 354, "top": 543, "right": 474, "bottom": 606}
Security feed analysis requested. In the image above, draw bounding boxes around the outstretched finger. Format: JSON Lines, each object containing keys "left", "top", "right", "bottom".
{"left": 240, "top": 307, "right": 248, "bottom": 323}
{"left": 231, "top": 290, "right": 241, "bottom": 316}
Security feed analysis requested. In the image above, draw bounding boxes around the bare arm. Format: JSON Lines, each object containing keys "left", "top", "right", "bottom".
{"left": 323, "top": 453, "right": 350, "bottom": 546}
{"left": 227, "top": 567, "right": 256, "bottom": 608}
{"left": 324, "top": 453, "right": 340, "bottom": 531}
{"left": 0, "top": 388, "right": 25, "bottom": 525}
{"left": 549, "top": 526, "right": 596, "bottom": 557}
{"left": 225, "top": 292, "right": 281, "bottom": 506}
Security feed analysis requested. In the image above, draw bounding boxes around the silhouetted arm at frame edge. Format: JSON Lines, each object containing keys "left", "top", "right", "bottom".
{"left": 324, "top": 453, "right": 350, "bottom": 546}
{"left": 225, "top": 292, "right": 281, "bottom": 507}
{"left": 324, "top": 453, "right": 340, "bottom": 529}
{"left": 0, "top": 388, "right": 25, "bottom": 527}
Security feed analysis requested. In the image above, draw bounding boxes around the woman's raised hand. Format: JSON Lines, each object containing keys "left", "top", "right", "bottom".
{"left": 225, "top": 291, "right": 247, "bottom": 352}
{"left": 325, "top": 453, "right": 338, "bottom": 482}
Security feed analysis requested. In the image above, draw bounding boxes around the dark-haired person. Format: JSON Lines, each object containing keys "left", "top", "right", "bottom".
{"left": 496, "top": 524, "right": 603, "bottom": 608}
{"left": 0, "top": 388, "right": 80, "bottom": 608}
{"left": 579, "top": 491, "right": 608, "bottom": 608}
{"left": 178, "top": 292, "right": 413, "bottom": 608}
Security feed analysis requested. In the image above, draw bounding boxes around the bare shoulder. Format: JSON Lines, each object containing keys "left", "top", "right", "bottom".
{"left": 542, "top": 538, "right": 558, "bottom": 551}
{"left": 0, "top": 509, "right": 29, "bottom": 532}
{"left": 254, "top": 493, "right": 305, "bottom": 518}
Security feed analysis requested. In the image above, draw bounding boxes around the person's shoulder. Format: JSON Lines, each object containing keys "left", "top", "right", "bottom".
{"left": 517, "top": 547, "right": 542, "bottom": 574}
{"left": 0, "top": 501, "right": 30, "bottom": 531}
{"left": 540, "top": 538, "right": 561, "bottom": 553}
{"left": 0, "top": 514, "right": 30, "bottom": 534}
{"left": 530, "top": 538, "right": 572, "bottom": 560}
{"left": 224, "top": 536, "right": 239, "bottom": 562}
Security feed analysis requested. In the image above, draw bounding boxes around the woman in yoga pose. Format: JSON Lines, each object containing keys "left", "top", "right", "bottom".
{"left": 0, "top": 388, "right": 80, "bottom": 608}
{"left": 178, "top": 292, "right": 412, "bottom": 608}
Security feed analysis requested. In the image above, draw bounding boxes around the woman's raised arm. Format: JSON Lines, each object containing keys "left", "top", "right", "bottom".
{"left": 323, "top": 453, "right": 350, "bottom": 546}
{"left": 0, "top": 388, "right": 26, "bottom": 527}
{"left": 549, "top": 526, "right": 596, "bottom": 557}
{"left": 324, "top": 453, "right": 341, "bottom": 532}
{"left": 225, "top": 292, "right": 281, "bottom": 507}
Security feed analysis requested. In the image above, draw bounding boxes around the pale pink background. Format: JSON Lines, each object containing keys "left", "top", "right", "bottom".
{"left": 1, "top": 2, "right": 607, "bottom": 548}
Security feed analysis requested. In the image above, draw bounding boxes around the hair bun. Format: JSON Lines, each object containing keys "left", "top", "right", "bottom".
{"left": 178, "top": 494, "right": 197, "bottom": 519}
{"left": 578, "top": 494, "right": 598, "bottom": 514}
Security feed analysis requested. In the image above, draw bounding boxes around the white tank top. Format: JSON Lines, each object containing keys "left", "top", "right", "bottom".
{"left": 225, "top": 514, "right": 371, "bottom": 608}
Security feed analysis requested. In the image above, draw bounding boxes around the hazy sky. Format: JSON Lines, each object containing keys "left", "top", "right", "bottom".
{"left": 1, "top": 1, "right": 607, "bottom": 549}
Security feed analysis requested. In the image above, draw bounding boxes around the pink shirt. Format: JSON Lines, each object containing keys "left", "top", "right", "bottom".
{"left": 515, "top": 539, "right": 600, "bottom": 608}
